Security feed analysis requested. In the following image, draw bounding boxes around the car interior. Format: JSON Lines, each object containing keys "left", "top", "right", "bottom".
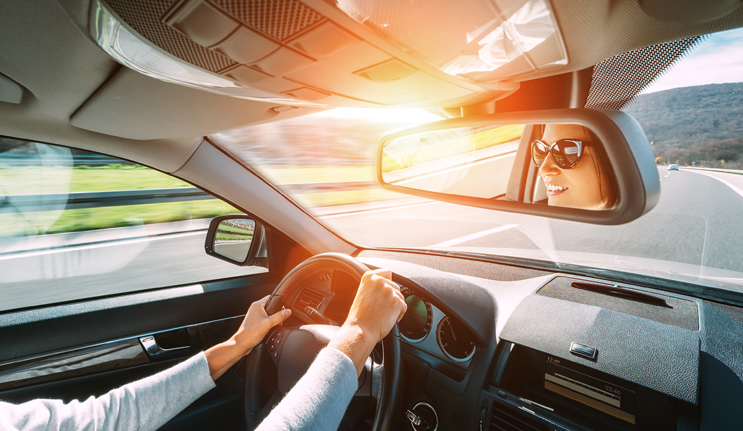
{"left": 1, "top": 0, "right": 743, "bottom": 430}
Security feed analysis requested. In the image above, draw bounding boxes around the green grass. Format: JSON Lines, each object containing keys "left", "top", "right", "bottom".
{"left": 0, "top": 165, "right": 191, "bottom": 195}
{"left": 381, "top": 124, "right": 523, "bottom": 173}
{"left": 217, "top": 224, "right": 254, "bottom": 234}
{"left": 216, "top": 233, "right": 254, "bottom": 241}
{"left": 0, "top": 164, "right": 403, "bottom": 236}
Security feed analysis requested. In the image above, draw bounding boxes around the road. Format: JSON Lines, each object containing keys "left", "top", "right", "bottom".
{"left": 2, "top": 168, "right": 743, "bottom": 311}
{"left": 325, "top": 168, "right": 743, "bottom": 284}
{"left": 0, "top": 232, "right": 265, "bottom": 312}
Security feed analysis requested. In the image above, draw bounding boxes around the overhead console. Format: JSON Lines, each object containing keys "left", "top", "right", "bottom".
{"left": 93, "top": 0, "right": 517, "bottom": 108}
{"left": 479, "top": 277, "right": 700, "bottom": 430}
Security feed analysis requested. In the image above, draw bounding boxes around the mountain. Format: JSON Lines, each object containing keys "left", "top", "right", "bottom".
{"left": 624, "top": 82, "right": 743, "bottom": 167}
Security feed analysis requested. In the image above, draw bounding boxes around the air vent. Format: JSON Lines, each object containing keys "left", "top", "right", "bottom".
{"left": 296, "top": 288, "right": 324, "bottom": 310}
{"left": 491, "top": 403, "right": 548, "bottom": 431}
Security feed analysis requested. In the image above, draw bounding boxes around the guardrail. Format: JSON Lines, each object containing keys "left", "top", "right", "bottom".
{"left": 680, "top": 167, "right": 743, "bottom": 174}
{"left": 1, "top": 182, "right": 378, "bottom": 214}
{"left": 0, "top": 154, "right": 136, "bottom": 166}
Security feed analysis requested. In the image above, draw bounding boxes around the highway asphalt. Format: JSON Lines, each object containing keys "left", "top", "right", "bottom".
{"left": 326, "top": 168, "right": 743, "bottom": 278}
{"left": 0, "top": 232, "right": 265, "bottom": 312}
{"left": 2, "top": 168, "right": 743, "bottom": 311}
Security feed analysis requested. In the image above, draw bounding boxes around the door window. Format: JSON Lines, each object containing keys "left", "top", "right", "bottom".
{"left": 0, "top": 138, "right": 266, "bottom": 312}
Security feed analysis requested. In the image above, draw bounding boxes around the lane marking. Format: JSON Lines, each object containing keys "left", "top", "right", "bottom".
{"left": 0, "top": 231, "right": 204, "bottom": 261}
{"left": 321, "top": 201, "right": 439, "bottom": 219}
{"left": 685, "top": 170, "right": 743, "bottom": 200}
{"left": 429, "top": 224, "right": 518, "bottom": 248}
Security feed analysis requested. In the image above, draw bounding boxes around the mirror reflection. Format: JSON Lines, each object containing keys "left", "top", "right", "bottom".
{"left": 381, "top": 123, "right": 618, "bottom": 210}
{"left": 532, "top": 124, "right": 618, "bottom": 210}
{"left": 213, "top": 219, "right": 255, "bottom": 262}
{"left": 382, "top": 124, "right": 524, "bottom": 199}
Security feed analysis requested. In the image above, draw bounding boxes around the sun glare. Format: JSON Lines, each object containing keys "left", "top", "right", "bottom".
{"left": 313, "top": 107, "right": 443, "bottom": 124}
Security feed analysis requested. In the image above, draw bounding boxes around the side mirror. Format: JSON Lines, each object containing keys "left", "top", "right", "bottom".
{"left": 204, "top": 215, "right": 264, "bottom": 266}
{"left": 376, "top": 109, "right": 660, "bottom": 225}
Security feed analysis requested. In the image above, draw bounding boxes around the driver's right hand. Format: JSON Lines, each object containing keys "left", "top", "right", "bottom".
{"left": 328, "top": 268, "right": 407, "bottom": 375}
{"left": 346, "top": 269, "right": 407, "bottom": 343}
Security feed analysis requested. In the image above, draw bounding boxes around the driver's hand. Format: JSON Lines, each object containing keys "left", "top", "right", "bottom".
{"left": 346, "top": 269, "right": 407, "bottom": 343}
{"left": 206, "top": 295, "right": 291, "bottom": 381}
{"left": 234, "top": 295, "right": 292, "bottom": 354}
{"left": 328, "top": 269, "right": 407, "bottom": 376}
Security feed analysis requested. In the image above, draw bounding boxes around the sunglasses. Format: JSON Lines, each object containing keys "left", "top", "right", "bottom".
{"left": 531, "top": 139, "right": 586, "bottom": 169}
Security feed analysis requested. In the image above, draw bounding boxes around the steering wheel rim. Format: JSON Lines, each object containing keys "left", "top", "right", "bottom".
{"left": 245, "top": 253, "right": 402, "bottom": 431}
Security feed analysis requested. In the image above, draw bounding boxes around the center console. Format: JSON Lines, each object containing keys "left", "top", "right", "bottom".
{"left": 478, "top": 342, "right": 683, "bottom": 431}
{"left": 477, "top": 280, "right": 701, "bottom": 430}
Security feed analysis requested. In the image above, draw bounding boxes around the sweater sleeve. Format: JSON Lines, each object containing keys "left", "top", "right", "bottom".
{"left": 256, "top": 347, "right": 358, "bottom": 431}
{"left": 0, "top": 352, "right": 216, "bottom": 431}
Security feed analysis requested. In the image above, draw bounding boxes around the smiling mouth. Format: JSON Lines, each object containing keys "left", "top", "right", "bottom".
{"left": 546, "top": 183, "right": 568, "bottom": 195}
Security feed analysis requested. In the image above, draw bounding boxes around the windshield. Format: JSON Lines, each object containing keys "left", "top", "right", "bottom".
{"left": 212, "top": 28, "right": 743, "bottom": 293}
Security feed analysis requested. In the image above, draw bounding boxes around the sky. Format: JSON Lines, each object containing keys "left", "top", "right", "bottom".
{"left": 642, "top": 27, "right": 743, "bottom": 94}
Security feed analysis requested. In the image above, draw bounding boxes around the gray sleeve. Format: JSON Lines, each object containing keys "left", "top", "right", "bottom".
{"left": 0, "top": 352, "right": 216, "bottom": 431}
{"left": 256, "top": 347, "right": 358, "bottom": 431}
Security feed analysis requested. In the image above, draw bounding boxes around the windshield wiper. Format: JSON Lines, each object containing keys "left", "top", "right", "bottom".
{"left": 571, "top": 281, "right": 669, "bottom": 307}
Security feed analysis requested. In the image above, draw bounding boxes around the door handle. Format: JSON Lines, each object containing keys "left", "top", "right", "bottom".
{"left": 139, "top": 336, "right": 191, "bottom": 361}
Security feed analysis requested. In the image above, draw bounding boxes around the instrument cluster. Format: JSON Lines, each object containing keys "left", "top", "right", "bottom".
{"left": 399, "top": 285, "right": 476, "bottom": 363}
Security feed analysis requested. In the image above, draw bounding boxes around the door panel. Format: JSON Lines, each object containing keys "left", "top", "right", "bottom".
{"left": 0, "top": 273, "right": 277, "bottom": 430}
{"left": 0, "top": 138, "right": 316, "bottom": 429}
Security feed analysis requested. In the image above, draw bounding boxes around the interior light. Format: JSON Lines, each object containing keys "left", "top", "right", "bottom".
{"left": 89, "top": 0, "right": 324, "bottom": 106}
{"left": 337, "top": 0, "right": 568, "bottom": 82}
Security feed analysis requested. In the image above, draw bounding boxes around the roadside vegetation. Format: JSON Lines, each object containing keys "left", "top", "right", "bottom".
{"left": 0, "top": 163, "right": 401, "bottom": 236}
{"left": 625, "top": 82, "right": 743, "bottom": 168}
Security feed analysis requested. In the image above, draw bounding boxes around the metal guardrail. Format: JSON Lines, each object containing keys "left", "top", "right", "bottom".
{"left": 0, "top": 154, "right": 136, "bottom": 166}
{"left": 0, "top": 188, "right": 213, "bottom": 214}
{"left": 680, "top": 167, "right": 743, "bottom": 174}
{"left": 0, "top": 182, "right": 378, "bottom": 214}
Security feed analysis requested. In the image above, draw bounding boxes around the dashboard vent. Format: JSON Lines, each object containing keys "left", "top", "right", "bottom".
{"left": 491, "top": 404, "right": 548, "bottom": 431}
{"left": 296, "top": 288, "right": 324, "bottom": 310}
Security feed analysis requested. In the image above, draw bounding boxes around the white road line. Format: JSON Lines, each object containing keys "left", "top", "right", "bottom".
{"left": 686, "top": 170, "right": 743, "bottom": 199}
{"left": 0, "top": 231, "right": 204, "bottom": 261}
{"left": 429, "top": 224, "right": 519, "bottom": 248}
{"left": 321, "top": 201, "right": 440, "bottom": 219}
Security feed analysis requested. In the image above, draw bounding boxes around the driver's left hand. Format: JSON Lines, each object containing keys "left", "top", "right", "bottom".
{"left": 234, "top": 295, "right": 292, "bottom": 355}
{"left": 206, "top": 295, "right": 292, "bottom": 381}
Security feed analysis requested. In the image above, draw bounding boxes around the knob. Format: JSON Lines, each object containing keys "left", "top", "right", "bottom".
{"left": 406, "top": 402, "right": 438, "bottom": 431}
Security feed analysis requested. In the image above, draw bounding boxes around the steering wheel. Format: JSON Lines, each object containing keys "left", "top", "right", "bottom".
{"left": 243, "top": 253, "right": 402, "bottom": 431}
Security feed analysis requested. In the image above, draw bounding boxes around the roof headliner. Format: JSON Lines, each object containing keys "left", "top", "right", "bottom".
{"left": 0, "top": 0, "right": 740, "bottom": 173}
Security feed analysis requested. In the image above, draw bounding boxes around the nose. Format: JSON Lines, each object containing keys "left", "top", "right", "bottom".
{"left": 539, "top": 153, "right": 561, "bottom": 181}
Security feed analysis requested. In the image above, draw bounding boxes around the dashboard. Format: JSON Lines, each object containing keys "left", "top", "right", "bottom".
{"left": 323, "top": 249, "right": 743, "bottom": 431}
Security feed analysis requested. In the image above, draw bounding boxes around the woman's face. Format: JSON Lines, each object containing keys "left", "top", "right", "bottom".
{"left": 538, "top": 124, "right": 609, "bottom": 210}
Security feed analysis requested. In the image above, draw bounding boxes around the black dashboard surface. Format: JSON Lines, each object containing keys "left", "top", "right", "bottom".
{"left": 355, "top": 249, "right": 743, "bottom": 430}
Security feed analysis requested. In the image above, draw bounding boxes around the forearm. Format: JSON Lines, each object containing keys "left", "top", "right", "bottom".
{"left": 0, "top": 353, "right": 216, "bottom": 431}
{"left": 205, "top": 336, "right": 251, "bottom": 381}
{"left": 256, "top": 348, "right": 358, "bottom": 431}
{"left": 327, "top": 324, "right": 376, "bottom": 377}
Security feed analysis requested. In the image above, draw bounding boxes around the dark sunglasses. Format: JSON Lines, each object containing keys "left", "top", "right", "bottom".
{"left": 531, "top": 139, "right": 587, "bottom": 169}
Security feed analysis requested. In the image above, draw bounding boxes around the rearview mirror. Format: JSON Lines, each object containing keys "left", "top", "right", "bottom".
{"left": 376, "top": 109, "right": 660, "bottom": 225}
{"left": 204, "top": 215, "right": 264, "bottom": 265}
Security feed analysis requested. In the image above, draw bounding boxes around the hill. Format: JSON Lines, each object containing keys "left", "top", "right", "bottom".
{"left": 624, "top": 82, "right": 743, "bottom": 167}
